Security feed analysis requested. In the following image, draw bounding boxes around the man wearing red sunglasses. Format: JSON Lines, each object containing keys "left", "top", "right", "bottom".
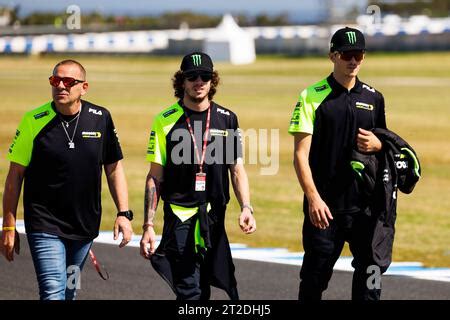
{"left": 289, "top": 27, "right": 387, "bottom": 300}
{"left": 140, "top": 52, "right": 256, "bottom": 300}
{"left": 2, "top": 59, "right": 133, "bottom": 300}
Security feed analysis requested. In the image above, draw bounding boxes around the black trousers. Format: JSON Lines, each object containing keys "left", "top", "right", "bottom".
{"left": 299, "top": 211, "right": 382, "bottom": 301}
{"left": 165, "top": 216, "right": 211, "bottom": 300}
{"left": 163, "top": 214, "right": 240, "bottom": 300}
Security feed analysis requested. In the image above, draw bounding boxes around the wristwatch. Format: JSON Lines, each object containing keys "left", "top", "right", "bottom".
{"left": 241, "top": 204, "right": 254, "bottom": 214}
{"left": 117, "top": 210, "right": 133, "bottom": 221}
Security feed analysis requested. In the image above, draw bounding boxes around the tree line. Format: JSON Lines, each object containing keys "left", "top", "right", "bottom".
{"left": 369, "top": 0, "right": 449, "bottom": 18}
{"left": 3, "top": 8, "right": 292, "bottom": 29}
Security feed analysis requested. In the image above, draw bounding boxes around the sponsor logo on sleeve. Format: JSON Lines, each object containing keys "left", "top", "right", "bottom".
{"left": 8, "top": 129, "right": 21, "bottom": 153}
{"left": 8, "top": 129, "right": 20, "bottom": 153}
{"left": 147, "top": 130, "right": 156, "bottom": 154}
{"left": 33, "top": 111, "right": 49, "bottom": 119}
{"left": 163, "top": 108, "right": 177, "bottom": 118}
{"left": 290, "top": 101, "right": 301, "bottom": 125}
{"left": 114, "top": 128, "right": 120, "bottom": 143}
{"left": 314, "top": 84, "right": 328, "bottom": 92}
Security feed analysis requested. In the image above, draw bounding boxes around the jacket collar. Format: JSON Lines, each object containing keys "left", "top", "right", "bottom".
{"left": 327, "top": 73, "right": 363, "bottom": 94}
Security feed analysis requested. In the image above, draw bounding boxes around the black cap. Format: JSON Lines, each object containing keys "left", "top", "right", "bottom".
{"left": 180, "top": 52, "right": 213, "bottom": 73}
{"left": 330, "top": 27, "right": 366, "bottom": 52}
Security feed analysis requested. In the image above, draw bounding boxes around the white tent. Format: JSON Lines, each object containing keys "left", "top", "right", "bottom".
{"left": 204, "top": 14, "right": 255, "bottom": 65}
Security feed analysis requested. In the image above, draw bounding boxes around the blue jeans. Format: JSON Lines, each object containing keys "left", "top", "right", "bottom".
{"left": 27, "top": 232, "right": 92, "bottom": 300}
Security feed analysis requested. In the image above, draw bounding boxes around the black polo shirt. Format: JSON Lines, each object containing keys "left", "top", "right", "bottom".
{"left": 146, "top": 100, "right": 242, "bottom": 207}
{"left": 289, "top": 74, "right": 387, "bottom": 214}
{"left": 7, "top": 100, "right": 123, "bottom": 240}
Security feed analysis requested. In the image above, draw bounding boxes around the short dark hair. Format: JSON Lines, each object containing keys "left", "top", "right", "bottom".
{"left": 53, "top": 59, "right": 86, "bottom": 80}
{"left": 172, "top": 70, "right": 220, "bottom": 100}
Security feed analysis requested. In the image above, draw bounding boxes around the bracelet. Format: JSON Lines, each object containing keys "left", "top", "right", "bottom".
{"left": 142, "top": 222, "right": 154, "bottom": 231}
{"left": 241, "top": 204, "right": 254, "bottom": 214}
{"left": 2, "top": 226, "right": 15, "bottom": 231}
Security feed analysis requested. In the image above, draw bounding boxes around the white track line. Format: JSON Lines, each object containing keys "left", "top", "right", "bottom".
{"left": 4, "top": 219, "right": 450, "bottom": 283}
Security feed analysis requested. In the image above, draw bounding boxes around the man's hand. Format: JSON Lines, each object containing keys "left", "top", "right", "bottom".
{"left": 113, "top": 216, "right": 133, "bottom": 248}
{"left": 308, "top": 194, "right": 333, "bottom": 229}
{"left": 239, "top": 208, "right": 256, "bottom": 234}
{"left": 357, "top": 128, "right": 382, "bottom": 153}
{"left": 1, "top": 229, "right": 20, "bottom": 262}
{"left": 140, "top": 227, "right": 156, "bottom": 259}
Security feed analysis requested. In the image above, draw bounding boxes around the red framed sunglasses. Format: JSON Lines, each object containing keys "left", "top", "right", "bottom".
{"left": 49, "top": 75, "right": 85, "bottom": 88}
{"left": 338, "top": 51, "right": 365, "bottom": 62}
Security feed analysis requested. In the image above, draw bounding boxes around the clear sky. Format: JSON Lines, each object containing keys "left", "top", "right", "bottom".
{"left": 0, "top": 0, "right": 369, "bottom": 23}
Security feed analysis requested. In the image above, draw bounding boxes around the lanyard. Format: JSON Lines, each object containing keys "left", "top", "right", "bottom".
{"left": 89, "top": 249, "right": 109, "bottom": 280}
{"left": 185, "top": 106, "right": 211, "bottom": 173}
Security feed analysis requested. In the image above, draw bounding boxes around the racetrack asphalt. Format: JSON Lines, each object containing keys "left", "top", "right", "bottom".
{"left": 1, "top": 234, "right": 449, "bottom": 300}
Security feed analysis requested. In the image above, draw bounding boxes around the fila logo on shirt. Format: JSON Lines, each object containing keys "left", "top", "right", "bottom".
{"left": 88, "top": 108, "right": 102, "bottom": 116}
{"left": 217, "top": 107, "right": 230, "bottom": 116}
{"left": 362, "top": 84, "right": 375, "bottom": 93}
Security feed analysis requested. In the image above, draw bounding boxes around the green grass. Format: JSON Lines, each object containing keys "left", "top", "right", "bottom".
{"left": 0, "top": 52, "right": 449, "bottom": 267}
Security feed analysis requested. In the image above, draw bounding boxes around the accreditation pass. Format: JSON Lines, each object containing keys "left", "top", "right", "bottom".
{"left": 195, "top": 172, "right": 206, "bottom": 191}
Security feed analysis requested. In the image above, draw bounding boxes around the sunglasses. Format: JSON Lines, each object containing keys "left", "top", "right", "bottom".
{"left": 49, "top": 75, "right": 85, "bottom": 88}
{"left": 338, "top": 51, "right": 365, "bottom": 62}
{"left": 185, "top": 72, "right": 213, "bottom": 82}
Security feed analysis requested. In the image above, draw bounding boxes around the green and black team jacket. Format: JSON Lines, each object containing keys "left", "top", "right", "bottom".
{"left": 146, "top": 100, "right": 242, "bottom": 299}
{"left": 289, "top": 74, "right": 387, "bottom": 214}
{"left": 7, "top": 100, "right": 123, "bottom": 240}
{"left": 352, "top": 128, "right": 421, "bottom": 273}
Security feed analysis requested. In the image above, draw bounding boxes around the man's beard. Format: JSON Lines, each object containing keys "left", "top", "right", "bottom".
{"left": 185, "top": 91, "right": 208, "bottom": 104}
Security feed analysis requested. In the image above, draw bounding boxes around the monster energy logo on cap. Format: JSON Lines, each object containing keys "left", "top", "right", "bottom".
{"left": 330, "top": 27, "right": 365, "bottom": 53}
{"left": 191, "top": 54, "right": 202, "bottom": 66}
{"left": 181, "top": 52, "right": 213, "bottom": 72}
{"left": 346, "top": 31, "right": 357, "bottom": 44}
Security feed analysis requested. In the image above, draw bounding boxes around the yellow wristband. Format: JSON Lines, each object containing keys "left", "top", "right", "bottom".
{"left": 2, "top": 226, "right": 15, "bottom": 231}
